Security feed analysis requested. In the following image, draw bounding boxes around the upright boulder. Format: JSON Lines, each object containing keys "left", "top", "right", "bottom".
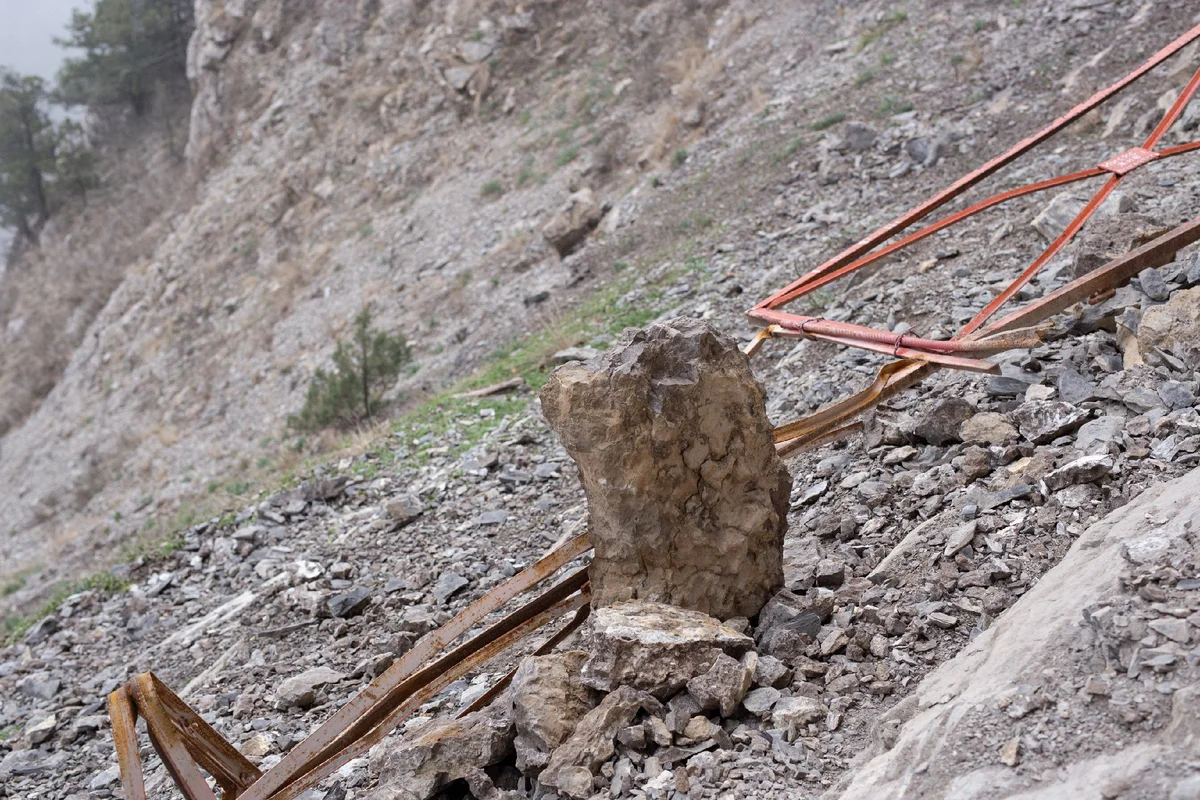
{"left": 540, "top": 319, "right": 792, "bottom": 619}
{"left": 541, "top": 188, "right": 604, "bottom": 256}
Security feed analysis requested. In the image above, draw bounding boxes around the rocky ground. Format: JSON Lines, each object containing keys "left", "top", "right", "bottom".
{"left": 4, "top": 0, "right": 1200, "bottom": 798}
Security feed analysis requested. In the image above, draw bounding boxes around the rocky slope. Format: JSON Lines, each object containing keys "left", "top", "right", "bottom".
{"left": 3, "top": 0, "right": 1200, "bottom": 797}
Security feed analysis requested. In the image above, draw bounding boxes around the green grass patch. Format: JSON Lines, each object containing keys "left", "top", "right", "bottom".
{"left": 556, "top": 146, "right": 579, "bottom": 167}
{"left": 480, "top": 180, "right": 504, "bottom": 198}
{"left": 4, "top": 572, "right": 129, "bottom": 644}
{"left": 877, "top": 96, "right": 914, "bottom": 116}
{"left": 811, "top": 112, "right": 846, "bottom": 131}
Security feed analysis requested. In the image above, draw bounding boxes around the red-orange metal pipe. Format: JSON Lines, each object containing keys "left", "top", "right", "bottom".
{"left": 754, "top": 21, "right": 1200, "bottom": 313}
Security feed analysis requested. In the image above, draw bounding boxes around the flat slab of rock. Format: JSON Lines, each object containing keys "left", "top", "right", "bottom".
{"left": 541, "top": 318, "right": 792, "bottom": 619}
{"left": 582, "top": 601, "right": 754, "bottom": 698}
{"left": 1009, "top": 400, "right": 1090, "bottom": 444}
{"left": 274, "top": 666, "right": 344, "bottom": 709}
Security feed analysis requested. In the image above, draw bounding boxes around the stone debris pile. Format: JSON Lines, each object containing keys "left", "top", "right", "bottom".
{"left": 374, "top": 598, "right": 853, "bottom": 800}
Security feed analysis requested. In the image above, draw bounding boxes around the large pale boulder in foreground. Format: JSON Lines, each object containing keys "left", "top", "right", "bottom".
{"left": 540, "top": 318, "right": 792, "bottom": 619}
{"left": 832, "top": 465, "right": 1200, "bottom": 800}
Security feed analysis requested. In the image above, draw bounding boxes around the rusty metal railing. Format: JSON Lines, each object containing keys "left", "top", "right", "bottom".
{"left": 749, "top": 22, "right": 1200, "bottom": 454}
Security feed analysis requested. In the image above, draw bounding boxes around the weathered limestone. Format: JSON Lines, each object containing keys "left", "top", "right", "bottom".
{"left": 509, "top": 650, "right": 597, "bottom": 774}
{"left": 373, "top": 704, "right": 514, "bottom": 800}
{"left": 541, "top": 318, "right": 793, "bottom": 619}
{"left": 539, "top": 686, "right": 661, "bottom": 798}
{"left": 581, "top": 601, "right": 754, "bottom": 698}
{"left": 1139, "top": 286, "right": 1200, "bottom": 361}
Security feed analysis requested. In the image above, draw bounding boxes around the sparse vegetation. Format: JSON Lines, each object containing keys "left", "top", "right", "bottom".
{"left": 3, "top": 571, "right": 129, "bottom": 644}
{"left": 287, "top": 308, "right": 413, "bottom": 432}
{"left": 672, "top": 148, "right": 689, "bottom": 168}
{"left": 855, "top": 69, "right": 876, "bottom": 87}
{"left": 858, "top": 10, "right": 909, "bottom": 51}
{"left": 811, "top": 112, "right": 847, "bottom": 131}
{"left": 480, "top": 180, "right": 504, "bottom": 197}
{"left": 878, "top": 96, "right": 914, "bottom": 116}
{"left": 517, "top": 160, "right": 538, "bottom": 186}
{"left": 556, "top": 145, "right": 579, "bottom": 167}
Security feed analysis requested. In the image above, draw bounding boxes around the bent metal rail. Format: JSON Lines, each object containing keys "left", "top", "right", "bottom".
{"left": 107, "top": 22, "right": 1200, "bottom": 799}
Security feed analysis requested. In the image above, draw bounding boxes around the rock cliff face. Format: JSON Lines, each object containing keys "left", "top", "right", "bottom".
{"left": 0, "top": 0, "right": 776, "bottom": 580}
{"left": 541, "top": 319, "right": 793, "bottom": 619}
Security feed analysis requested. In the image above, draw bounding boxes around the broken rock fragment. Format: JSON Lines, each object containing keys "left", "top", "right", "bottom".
{"left": 541, "top": 187, "right": 604, "bottom": 256}
{"left": 1139, "top": 286, "right": 1200, "bottom": 361}
{"left": 541, "top": 318, "right": 792, "bottom": 619}
{"left": 274, "top": 666, "right": 344, "bottom": 710}
{"left": 509, "top": 650, "right": 597, "bottom": 774}
{"left": 582, "top": 601, "right": 753, "bottom": 698}
{"left": 374, "top": 704, "right": 514, "bottom": 800}
{"left": 685, "top": 652, "right": 754, "bottom": 718}
{"left": 539, "top": 686, "right": 660, "bottom": 798}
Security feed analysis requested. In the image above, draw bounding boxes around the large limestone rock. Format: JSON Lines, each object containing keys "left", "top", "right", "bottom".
{"left": 1139, "top": 286, "right": 1200, "bottom": 362}
{"left": 541, "top": 318, "right": 793, "bottom": 619}
{"left": 509, "top": 650, "right": 597, "bottom": 774}
{"left": 581, "top": 601, "right": 754, "bottom": 698}
{"left": 832, "top": 466, "right": 1200, "bottom": 800}
{"left": 373, "top": 704, "right": 514, "bottom": 800}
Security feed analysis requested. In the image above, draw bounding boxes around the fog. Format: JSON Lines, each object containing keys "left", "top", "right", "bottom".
{"left": 0, "top": 0, "right": 89, "bottom": 81}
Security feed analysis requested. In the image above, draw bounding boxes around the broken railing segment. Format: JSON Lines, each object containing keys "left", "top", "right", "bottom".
{"left": 769, "top": 216, "right": 1200, "bottom": 455}
{"left": 751, "top": 21, "right": 1200, "bottom": 451}
{"left": 107, "top": 533, "right": 595, "bottom": 800}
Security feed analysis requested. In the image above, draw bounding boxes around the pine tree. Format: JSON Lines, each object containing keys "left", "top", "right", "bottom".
{"left": 55, "top": 0, "right": 194, "bottom": 114}
{"left": 54, "top": 121, "right": 100, "bottom": 202}
{"left": 0, "top": 70, "right": 56, "bottom": 244}
{"left": 288, "top": 309, "right": 414, "bottom": 431}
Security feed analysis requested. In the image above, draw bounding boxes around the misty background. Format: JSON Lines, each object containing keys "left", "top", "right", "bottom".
{"left": 0, "top": 0, "right": 89, "bottom": 262}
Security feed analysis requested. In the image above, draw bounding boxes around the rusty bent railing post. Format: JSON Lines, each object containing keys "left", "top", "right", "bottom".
{"left": 750, "top": 21, "right": 1200, "bottom": 454}
{"left": 107, "top": 533, "right": 592, "bottom": 799}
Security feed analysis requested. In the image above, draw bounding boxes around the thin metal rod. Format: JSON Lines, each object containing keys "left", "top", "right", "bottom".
{"left": 755, "top": 21, "right": 1200, "bottom": 312}
{"left": 243, "top": 531, "right": 590, "bottom": 800}
{"left": 457, "top": 600, "right": 592, "bottom": 719}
